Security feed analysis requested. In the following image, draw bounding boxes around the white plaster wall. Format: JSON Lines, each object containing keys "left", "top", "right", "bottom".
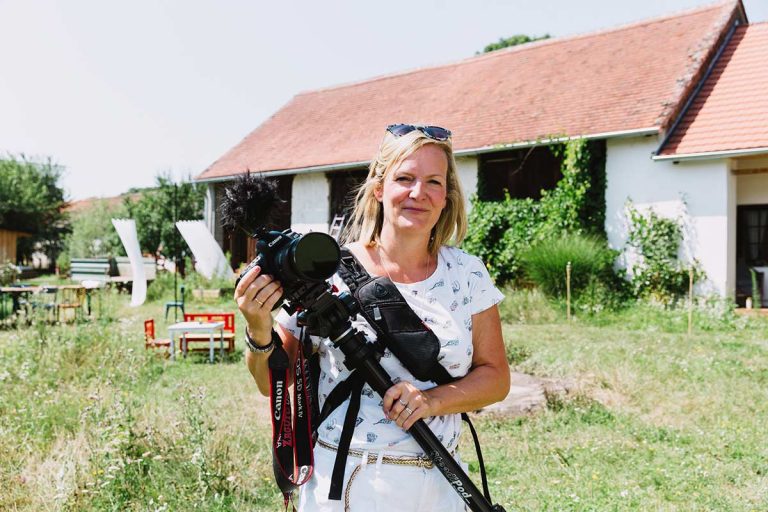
{"left": 455, "top": 155, "right": 479, "bottom": 215}
{"left": 727, "top": 168, "right": 737, "bottom": 298}
{"left": 605, "top": 136, "right": 731, "bottom": 296}
{"left": 291, "top": 172, "right": 330, "bottom": 234}
{"left": 736, "top": 173, "right": 768, "bottom": 205}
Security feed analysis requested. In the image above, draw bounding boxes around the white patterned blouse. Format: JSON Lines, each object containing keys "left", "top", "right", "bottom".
{"left": 276, "top": 245, "right": 504, "bottom": 456}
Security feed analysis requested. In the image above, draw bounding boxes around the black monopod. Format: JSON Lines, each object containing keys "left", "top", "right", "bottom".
{"left": 299, "top": 290, "right": 507, "bottom": 512}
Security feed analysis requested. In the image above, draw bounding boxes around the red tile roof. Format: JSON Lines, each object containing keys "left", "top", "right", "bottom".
{"left": 64, "top": 193, "right": 142, "bottom": 214}
{"left": 198, "top": 1, "right": 741, "bottom": 181}
{"left": 658, "top": 22, "right": 768, "bottom": 157}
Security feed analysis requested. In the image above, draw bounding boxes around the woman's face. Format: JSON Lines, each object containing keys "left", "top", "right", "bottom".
{"left": 375, "top": 144, "right": 448, "bottom": 238}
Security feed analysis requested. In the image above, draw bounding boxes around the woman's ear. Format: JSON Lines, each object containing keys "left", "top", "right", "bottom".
{"left": 374, "top": 183, "right": 383, "bottom": 202}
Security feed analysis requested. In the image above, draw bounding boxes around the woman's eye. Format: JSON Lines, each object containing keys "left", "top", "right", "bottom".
{"left": 395, "top": 176, "right": 411, "bottom": 182}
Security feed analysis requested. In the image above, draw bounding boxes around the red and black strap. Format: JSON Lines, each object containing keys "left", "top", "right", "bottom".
{"left": 268, "top": 329, "right": 314, "bottom": 509}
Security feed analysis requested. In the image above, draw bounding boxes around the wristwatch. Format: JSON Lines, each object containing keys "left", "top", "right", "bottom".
{"left": 245, "top": 328, "right": 279, "bottom": 353}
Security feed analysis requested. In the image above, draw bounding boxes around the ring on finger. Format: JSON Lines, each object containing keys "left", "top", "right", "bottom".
{"left": 255, "top": 298, "right": 264, "bottom": 306}
{"left": 398, "top": 399, "right": 408, "bottom": 407}
{"left": 404, "top": 407, "right": 413, "bottom": 416}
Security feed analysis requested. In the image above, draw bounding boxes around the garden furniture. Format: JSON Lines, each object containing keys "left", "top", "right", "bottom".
{"left": 70, "top": 258, "right": 111, "bottom": 283}
{"left": 29, "top": 286, "right": 58, "bottom": 322}
{"left": 181, "top": 312, "right": 236, "bottom": 353}
{"left": 167, "top": 319, "right": 224, "bottom": 363}
{"left": 56, "top": 285, "right": 86, "bottom": 322}
{"left": 80, "top": 280, "right": 104, "bottom": 316}
{"left": 0, "top": 285, "right": 38, "bottom": 318}
{"left": 164, "top": 285, "right": 185, "bottom": 320}
{"left": 144, "top": 319, "right": 171, "bottom": 357}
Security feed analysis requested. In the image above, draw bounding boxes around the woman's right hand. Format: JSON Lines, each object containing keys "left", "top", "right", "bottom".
{"left": 234, "top": 265, "right": 284, "bottom": 345}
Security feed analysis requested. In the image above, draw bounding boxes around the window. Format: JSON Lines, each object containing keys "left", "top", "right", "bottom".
{"left": 328, "top": 169, "right": 368, "bottom": 224}
{"left": 477, "top": 145, "right": 564, "bottom": 201}
{"left": 737, "top": 205, "right": 768, "bottom": 266}
{"left": 736, "top": 204, "right": 768, "bottom": 306}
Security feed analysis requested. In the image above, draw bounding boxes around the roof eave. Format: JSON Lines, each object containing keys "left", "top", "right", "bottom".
{"left": 653, "top": 147, "right": 768, "bottom": 161}
{"left": 195, "top": 159, "right": 371, "bottom": 184}
{"left": 195, "top": 127, "right": 660, "bottom": 183}
{"left": 454, "top": 127, "right": 659, "bottom": 157}
{"left": 655, "top": 9, "right": 745, "bottom": 155}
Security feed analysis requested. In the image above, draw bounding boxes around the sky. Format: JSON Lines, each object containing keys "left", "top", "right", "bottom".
{"left": 1, "top": 0, "right": 766, "bottom": 201}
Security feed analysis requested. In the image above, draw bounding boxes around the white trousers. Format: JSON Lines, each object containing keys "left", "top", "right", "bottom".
{"left": 297, "top": 444, "right": 469, "bottom": 511}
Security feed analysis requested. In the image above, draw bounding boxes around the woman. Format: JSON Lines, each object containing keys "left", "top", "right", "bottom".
{"left": 235, "top": 124, "right": 509, "bottom": 511}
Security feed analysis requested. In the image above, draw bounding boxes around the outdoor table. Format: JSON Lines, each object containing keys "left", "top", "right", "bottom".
{"left": 167, "top": 320, "right": 225, "bottom": 363}
{"left": 0, "top": 286, "right": 41, "bottom": 317}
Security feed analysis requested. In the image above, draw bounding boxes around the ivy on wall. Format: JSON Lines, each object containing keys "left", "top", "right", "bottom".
{"left": 464, "top": 138, "right": 605, "bottom": 283}
{"left": 624, "top": 202, "right": 701, "bottom": 301}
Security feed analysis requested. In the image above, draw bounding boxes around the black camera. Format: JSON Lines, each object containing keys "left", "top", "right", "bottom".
{"left": 237, "top": 227, "right": 341, "bottom": 312}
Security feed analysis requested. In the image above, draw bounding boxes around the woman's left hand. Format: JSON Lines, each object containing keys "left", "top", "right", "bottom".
{"left": 382, "top": 381, "right": 435, "bottom": 431}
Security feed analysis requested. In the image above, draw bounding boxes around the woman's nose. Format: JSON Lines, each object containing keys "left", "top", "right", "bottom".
{"left": 409, "top": 180, "right": 426, "bottom": 199}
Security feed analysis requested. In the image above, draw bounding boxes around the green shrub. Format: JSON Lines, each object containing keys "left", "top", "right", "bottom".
{"left": 146, "top": 270, "right": 178, "bottom": 302}
{"left": 65, "top": 200, "right": 126, "bottom": 259}
{"left": 750, "top": 268, "right": 761, "bottom": 307}
{"left": 0, "top": 263, "right": 19, "bottom": 286}
{"left": 625, "top": 202, "right": 702, "bottom": 302}
{"left": 184, "top": 268, "right": 236, "bottom": 292}
{"left": 572, "top": 275, "right": 627, "bottom": 315}
{"left": 464, "top": 138, "right": 606, "bottom": 285}
{"left": 56, "top": 251, "right": 71, "bottom": 276}
{"left": 464, "top": 196, "right": 542, "bottom": 283}
{"left": 145, "top": 269, "right": 235, "bottom": 303}
{"left": 520, "top": 233, "right": 617, "bottom": 298}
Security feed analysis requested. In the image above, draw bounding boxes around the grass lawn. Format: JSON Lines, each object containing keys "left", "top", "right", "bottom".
{"left": 1, "top": 287, "right": 766, "bottom": 511}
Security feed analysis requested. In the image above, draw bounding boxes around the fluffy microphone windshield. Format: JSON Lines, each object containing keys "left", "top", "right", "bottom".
{"left": 219, "top": 171, "right": 283, "bottom": 234}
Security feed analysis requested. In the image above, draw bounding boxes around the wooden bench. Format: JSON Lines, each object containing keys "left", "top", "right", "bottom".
{"left": 70, "top": 258, "right": 112, "bottom": 283}
{"left": 181, "top": 313, "right": 236, "bottom": 353}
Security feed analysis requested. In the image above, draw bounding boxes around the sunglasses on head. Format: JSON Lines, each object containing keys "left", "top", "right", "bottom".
{"left": 386, "top": 124, "right": 452, "bottom": 141}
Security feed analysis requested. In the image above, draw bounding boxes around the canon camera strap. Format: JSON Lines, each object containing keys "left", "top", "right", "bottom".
{"left": 268, "top": 328, "right": 315, "bottom": 510}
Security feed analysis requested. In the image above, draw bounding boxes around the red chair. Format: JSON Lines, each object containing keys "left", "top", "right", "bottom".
{"left": 181, "top": 313, "right": 236, "bottom": 353}
{"left": 144, "top": 319, "right": 171, "bottom": 356}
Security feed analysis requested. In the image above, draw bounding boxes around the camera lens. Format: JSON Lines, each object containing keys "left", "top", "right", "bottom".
{"left": 289, "top": 232, "right": 340, "bottom": 281}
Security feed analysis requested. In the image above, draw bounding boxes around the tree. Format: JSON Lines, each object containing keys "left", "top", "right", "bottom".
{"left": 479, "top": 34, "right": 550, "bottom": 54}
{"left": 0, "top": 155, "right": 70, "bottom": 264}
{"left": 66, "top": 200, "right": 127, "bottom": 258}
{"left": 123, "top": 172, "right": 205, "bottom": 275}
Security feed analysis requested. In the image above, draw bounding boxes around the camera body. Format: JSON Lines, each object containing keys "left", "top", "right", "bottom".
{"left": 237, "top": 227, "right": 341, "bottom": 312}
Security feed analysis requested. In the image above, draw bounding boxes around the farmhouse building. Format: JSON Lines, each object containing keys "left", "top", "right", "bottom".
{"left": 0, "top": 228, "right": 28, "bottom": 264}
{"left": 196, "top": 0, "right": 768, "bottom": 303}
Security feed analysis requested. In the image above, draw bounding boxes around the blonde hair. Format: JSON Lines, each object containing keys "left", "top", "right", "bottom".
{"left": 341, "top": 127, "right": 467, "bottom": 255}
